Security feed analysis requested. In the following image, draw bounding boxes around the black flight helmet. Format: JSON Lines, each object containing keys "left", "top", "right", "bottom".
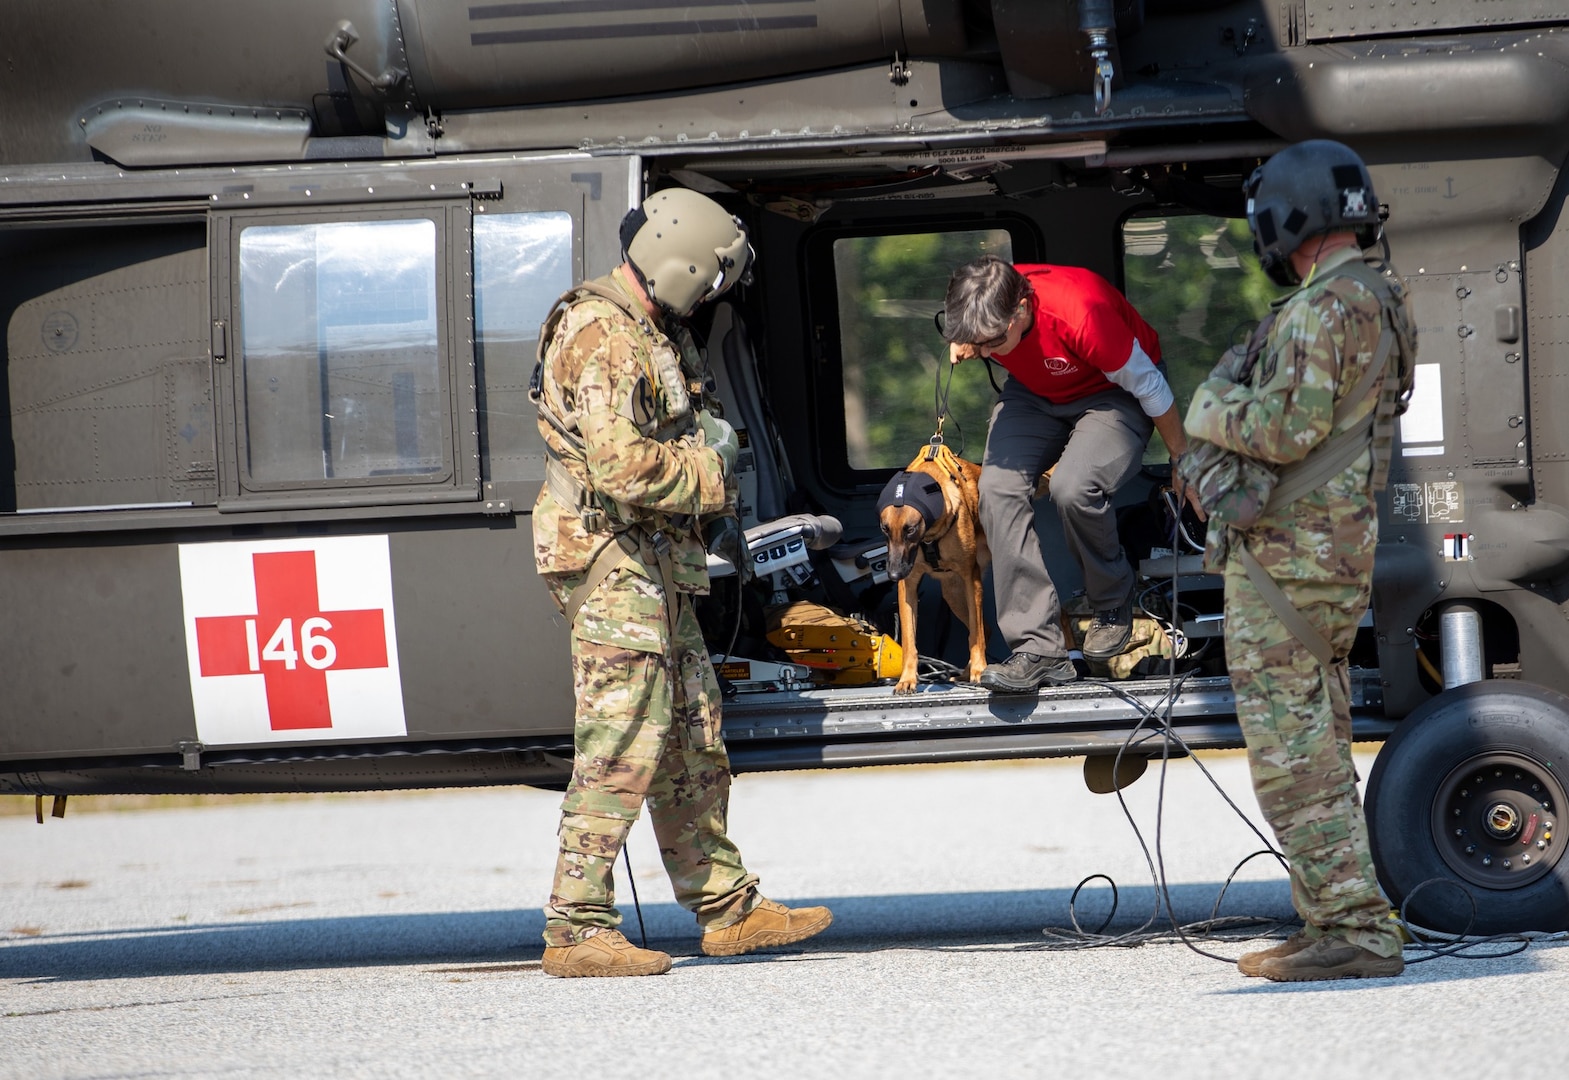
{"left": 1245, "top": 140, "right": 1381, "bottom": 287}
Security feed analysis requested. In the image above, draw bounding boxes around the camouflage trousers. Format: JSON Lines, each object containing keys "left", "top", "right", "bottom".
{"left": 1222, "top": 536, "right": 1402, "bottom": 958}
{"left": 542, "top": 572, "right": 759, "bottom": 946}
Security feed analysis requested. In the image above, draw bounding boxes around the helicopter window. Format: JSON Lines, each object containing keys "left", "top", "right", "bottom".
{"left": 236, "top": 218, "right": 452, "bottom": 488}
{"left": 1119, "top": 213, "right": 1277, "bottom": 463}
{"left": 831, "top": 228, "right": 1013, "bottom": 470}
{"left": 0, "top": 221, "right": 210, "bottom": 515}
{"left": 473, "top": 211, "right": 574, "bottom": 482}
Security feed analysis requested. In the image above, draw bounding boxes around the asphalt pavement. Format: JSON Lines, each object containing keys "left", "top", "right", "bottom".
{"left": 3, "top": 752, "right": 1564, "bottom": 1079}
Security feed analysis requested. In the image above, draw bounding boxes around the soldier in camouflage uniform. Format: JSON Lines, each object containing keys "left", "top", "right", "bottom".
{"left": 531, "top": 188, "right": 831, "bottom": 978}
{"left": 1182, "top": 141, "right": 1415, "bottom": 982}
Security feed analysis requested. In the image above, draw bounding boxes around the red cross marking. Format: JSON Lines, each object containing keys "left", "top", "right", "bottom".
{"left": 193, "top": 550, "right": 389, "bottom": 730}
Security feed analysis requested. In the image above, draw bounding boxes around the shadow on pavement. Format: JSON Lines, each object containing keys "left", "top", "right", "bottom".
{"left": 0, "top": 878, "right": 1301, "bottom": 982}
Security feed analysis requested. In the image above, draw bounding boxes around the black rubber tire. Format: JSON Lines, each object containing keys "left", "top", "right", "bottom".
{"left": 1366, "top": 680, "right": 1569, "bottom": 934}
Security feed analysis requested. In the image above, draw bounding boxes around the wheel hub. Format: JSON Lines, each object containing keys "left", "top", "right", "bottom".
{"left": 1431, "top": 752, "right": 1564, "bottom": 890}
{"left": 1483, "top": 801, "right": 1523, "bottom": 841}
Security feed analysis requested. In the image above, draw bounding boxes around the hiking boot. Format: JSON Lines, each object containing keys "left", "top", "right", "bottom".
{"left": 1257, "top": 935, "right": 1404, "bottom": 982}
{"left": 541, "top": 929, "right": 673, "bottom": 978}
{"left": 1236, "top": 930, "right": 1314, "bottom": 977}
{"left": 978, "top": 651, "right": 1078, "bottom": 694}
{"left": 1082, "top": 591, "right": 1135, "bottom": 661}
{"left": 700, "top": 897, "right": 833, "bottom": 957}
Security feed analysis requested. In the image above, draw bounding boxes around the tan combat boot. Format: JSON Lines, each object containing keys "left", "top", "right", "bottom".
{"left": 1236, "top": 930, "right": 1314, "bottom": 977}
{"left": 541, "top": 929, "right": 673, "bottom": 978}
{"left": 1257, "top": 935, "right": 1404, "bottom": 982}
{"left": 700, "top": 897, "right": 833, "bottom": 957}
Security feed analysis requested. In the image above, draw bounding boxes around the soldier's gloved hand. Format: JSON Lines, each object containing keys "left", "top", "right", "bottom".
{"left": 697, "top": 410, "right": 739, "bottom": 479}
{"left": 703, "top": 513, "right": 749, "bottom": 580}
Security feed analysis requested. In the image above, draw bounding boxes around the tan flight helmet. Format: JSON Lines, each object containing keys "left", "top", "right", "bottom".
{"left": 621, "top": 188, "right": 753, "bottom": 317}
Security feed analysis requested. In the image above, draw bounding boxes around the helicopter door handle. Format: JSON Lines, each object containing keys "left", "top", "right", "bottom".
{"left": 324, "top": 20, "right": 407, "bottom": 94}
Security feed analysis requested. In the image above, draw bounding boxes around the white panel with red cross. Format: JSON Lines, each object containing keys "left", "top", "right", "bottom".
{"left": 177, "top": 535, "right": 407, "bottom": 745}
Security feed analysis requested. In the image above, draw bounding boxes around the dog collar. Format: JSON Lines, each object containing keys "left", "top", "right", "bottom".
{"left": 877, "top": 471, "right": 945, "bottom": 531}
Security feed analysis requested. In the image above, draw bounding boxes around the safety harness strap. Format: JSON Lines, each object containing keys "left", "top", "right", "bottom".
{"left": 560, "top": 527, "right": 682, "bottom": 647}
{"left": 1263, "top": 323, "right": 1393, "bottom": 514}
{"left": 531, "top": 278, "right": 698, "bottom": 535}
{"left": 562, "top": 532, "right": 635, "bottom": 628}
{"left": 1234, "top": 257, "right": 1410, "bottom": 672}
{"left": 1237, "top": 544, "right": 1338, "bottom": 669}
{"left": 530, "top": 277, "right": 662, "bottom": 456}
{"left": 1320, "top": 258, "right": 1415, "bottom": 494}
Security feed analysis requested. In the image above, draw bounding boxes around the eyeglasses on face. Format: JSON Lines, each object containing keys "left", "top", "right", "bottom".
{"left": 934, "top": 299, "right": 1025, "bottom": 349}
{"left": 970, "top": 326, "right": 1012, "bottom": 351}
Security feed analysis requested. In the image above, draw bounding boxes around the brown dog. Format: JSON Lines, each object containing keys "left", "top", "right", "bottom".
{"left": 877, "top": 444, "right": 990, "bottom": 694}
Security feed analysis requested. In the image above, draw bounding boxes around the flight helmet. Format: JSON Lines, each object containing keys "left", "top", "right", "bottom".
{"left": 1245, "top": 140, "right": 1381, "bottom": 286}
{"left": 621, "top": 188, "right": 753, "bottom": 317}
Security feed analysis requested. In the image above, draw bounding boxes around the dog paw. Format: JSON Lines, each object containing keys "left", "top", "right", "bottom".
{"left": 893, "top": 678, "right": 918, "bottom": 695}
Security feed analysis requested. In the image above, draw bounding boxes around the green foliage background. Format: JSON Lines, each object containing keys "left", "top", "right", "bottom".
{"left": 1122, "top": 215, "right": 1279, "bottom": 447}
{"left": 835, "top": 229, "right": 1010, "bottom": 468}
{"left": 835, "top": 216, "right": 1279, "bottom": 471}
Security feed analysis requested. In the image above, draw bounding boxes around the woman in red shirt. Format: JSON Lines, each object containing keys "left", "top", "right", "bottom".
{"left": 943, "top": 255, "right": 1200, "bottom": 692}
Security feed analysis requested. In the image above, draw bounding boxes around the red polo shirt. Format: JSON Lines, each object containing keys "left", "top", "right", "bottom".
{"left": 997, "top": 264, "right": 1167, "bottom": 413}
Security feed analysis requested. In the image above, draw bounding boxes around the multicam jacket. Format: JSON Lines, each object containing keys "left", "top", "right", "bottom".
{"left": 1185, "top": 246, "right": 1416, "bottom": 570}
{"left": 531, "top": 267, "right": 728, "bottom": 601}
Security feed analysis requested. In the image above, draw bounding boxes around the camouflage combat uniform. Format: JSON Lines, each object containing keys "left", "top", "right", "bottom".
{"left": 1184, "top": 247, "right": 1412, "bottom": 958}
{"left": 532, "top": 266, "right": 759, "bottom": 947}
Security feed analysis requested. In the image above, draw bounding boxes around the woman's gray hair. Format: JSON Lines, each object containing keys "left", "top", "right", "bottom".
{"left": 942, "top": 255, "right": 1032, "bottom": 343}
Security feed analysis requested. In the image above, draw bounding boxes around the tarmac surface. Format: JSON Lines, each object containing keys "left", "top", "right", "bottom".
{"left": 3, "top": 751, "right": 1565, "bottom": 1079}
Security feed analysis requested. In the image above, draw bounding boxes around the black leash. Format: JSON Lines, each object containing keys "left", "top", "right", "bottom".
{"left": 931, "top": 351, "right": 1005, "bottom": 462}
{"left": 929, "top": 353, "right": 958, "bottom": 456}
{"left": 621, "top": 839, "right": 648, "bottom": 948}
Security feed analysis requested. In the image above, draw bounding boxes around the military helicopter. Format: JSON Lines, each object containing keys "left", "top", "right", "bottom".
{"left": 2, "top": 0, "right": 1566, "bottom": 934}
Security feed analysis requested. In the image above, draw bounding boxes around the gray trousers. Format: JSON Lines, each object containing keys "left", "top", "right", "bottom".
{"left": 979, "top": 379, "right": 1153, "bottom": 658}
